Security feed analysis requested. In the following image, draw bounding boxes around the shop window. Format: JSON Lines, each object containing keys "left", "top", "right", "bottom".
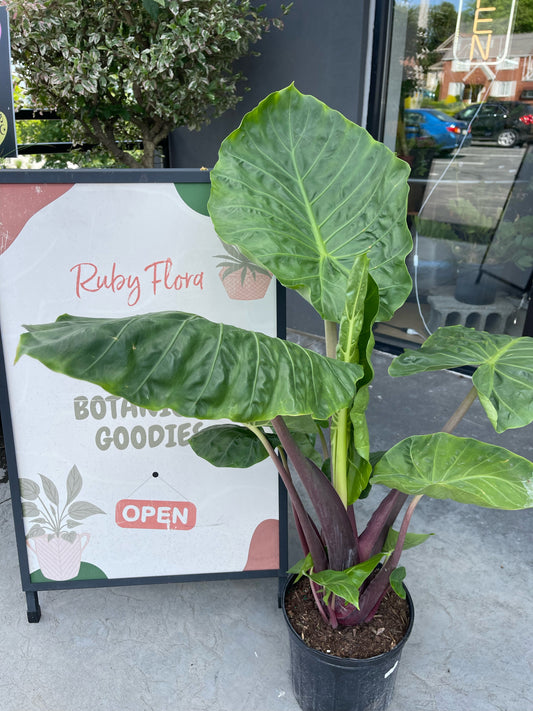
{"left": 373, "top": 0, "right": 533, "bottom": 349}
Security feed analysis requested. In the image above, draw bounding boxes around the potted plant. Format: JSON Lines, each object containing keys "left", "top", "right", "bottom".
{"left": 215, "top": 241, "right": 272, "bottom": 300}
{"left": 20, "top": 465, "right": 105, "bottom": 581}
{"left": 15, "top": 86, "right": 533, "bottom": 711}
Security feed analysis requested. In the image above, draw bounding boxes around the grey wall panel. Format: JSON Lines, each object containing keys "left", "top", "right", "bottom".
{"left": 169, "top": 1, "right": 373, "bottom": 335}
{"left": 169, "top": 0, "right": 372, "bottom": 170}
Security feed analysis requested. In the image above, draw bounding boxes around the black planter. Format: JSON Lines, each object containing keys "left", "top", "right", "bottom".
{"left": 282, "top": 579, "right": 414, "bottom": 711}
{"left": 454, "top": 264, "right": 495, "bottom": 305}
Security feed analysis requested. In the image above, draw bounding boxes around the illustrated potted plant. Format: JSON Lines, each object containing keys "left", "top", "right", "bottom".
{"left": 20, "top": 465, "right": 105, "bottom": 581}
{"left": 16, "top": 87, "right": 533, "bottom": 711}
{"left": 215, "top": 241, "right": 272, "bottom": 300}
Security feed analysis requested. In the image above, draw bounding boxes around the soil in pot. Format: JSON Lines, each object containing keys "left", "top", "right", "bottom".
{"left": 284, "top": 576, "right": 410, "bottom": 659}
{"left": 283, "top": 577, "right": 413, "bottom": 711}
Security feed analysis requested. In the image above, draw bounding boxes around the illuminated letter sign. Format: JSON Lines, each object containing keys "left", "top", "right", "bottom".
{"left": 454, "top": 0, "right": 517, "bottom": 67}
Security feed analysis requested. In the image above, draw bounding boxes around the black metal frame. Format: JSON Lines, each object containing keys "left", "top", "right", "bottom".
{"left": 366, "top": 0, "right": 394, "bottom": 143}
{"left": 0, "top": 169, "right": 288, "bottom": 621}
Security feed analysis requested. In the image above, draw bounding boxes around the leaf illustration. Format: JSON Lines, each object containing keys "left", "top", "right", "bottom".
{"left": 21, "top": 502, "right": 41, "bottom": 518}
{"left": 61, "top": 532, "right": 78, "bottom": 544}
{"left": 68, "top": 501, "right": 105, "bottom": 520}
{"left": 19, "top": 478, "right": 40, "bottom": 500}
{"left": 27, "top": 524, "right": 46, "bottom": 538}
{"left": 39, "top": 473, "right": 59, "bottom": 506}
{"left": 66, "top": 465, "right": 83, "bottom": 505}
{"left": 208, "top": 85, "right": 412, "bottom": 322}
{"left": 66, "top": 520, "right": 83, "bottom": 529}
{"left": 17, "top": 312, "right": 363, "bottom": 423}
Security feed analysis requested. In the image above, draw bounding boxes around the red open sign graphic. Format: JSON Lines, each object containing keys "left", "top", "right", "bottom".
{"left": 115, "top": 499, "right": 196, "bottom": 530}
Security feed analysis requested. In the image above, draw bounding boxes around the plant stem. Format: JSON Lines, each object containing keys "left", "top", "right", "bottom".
{"left": 38, "top": 496, "right": 58, "bottom": 535}
{"left": 247, "top": 423, "right": 328, "bottom": 571}
{"left": 316, "top": 423, "right": 329, "bottom": 462}
{"left": 331, "top": 408, "right": 349, "bottom": 508}
{"left": 345, "top": 494, "right": 423, "bottom": 625}
{"left": 358, "top": 489, "right": 408, "bottom": 560}
{"left": 309, "top": 579, "right": 330, "bottom": 626}
{"left": 441, "top": 385, "right": 477, "bottom": 434}
{"left": 324, "top": 320, "right": 337, "bottom": 359}
{"left": 324, "top": 318, "right": 350, "bottom": 506}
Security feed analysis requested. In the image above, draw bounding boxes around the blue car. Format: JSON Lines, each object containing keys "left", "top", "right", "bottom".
{"left": 404, "top": 108, "right": 472, "bottom": 154}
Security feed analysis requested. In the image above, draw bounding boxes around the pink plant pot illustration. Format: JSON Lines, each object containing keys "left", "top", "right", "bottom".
{"left": 219, "top": 267, "right": 272, "bottom": 300}
{"left": 27, "top": 533, "right": 90, "bottom": 581}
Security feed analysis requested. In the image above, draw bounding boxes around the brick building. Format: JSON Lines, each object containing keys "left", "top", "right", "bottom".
{"left": 436, "top": 33, "right": 533, "bottom": 103}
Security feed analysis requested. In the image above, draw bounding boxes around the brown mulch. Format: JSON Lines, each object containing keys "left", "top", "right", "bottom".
{"left": 284, "top": 576, "right": 410, "bottom": 659}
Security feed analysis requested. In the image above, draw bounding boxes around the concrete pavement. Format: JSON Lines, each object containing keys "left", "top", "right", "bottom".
{"left": 0, "top": 343, "right": 531, "bottom": 711}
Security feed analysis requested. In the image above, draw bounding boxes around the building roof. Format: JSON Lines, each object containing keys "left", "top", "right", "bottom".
{"left": 441, "top": 32, "right": 533, "bottom": 60}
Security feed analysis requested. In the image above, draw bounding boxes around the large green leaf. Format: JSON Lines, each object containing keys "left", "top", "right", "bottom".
{"left": 389, "top": 326, "right": 533, "bottom": 433}
{"left": 189, "top": 424, "right": 274, "bottom": 468}
{"left": 17, "top": 312, "right": 362, "bottom": 423}
{"left": 208, "top": 85, "right": 412, "bottom": 322}
{"left": 337, "top": 256, "right": 380, "bottom": 503}
{"left": 372, "top": 433, "right": 533, "bottom": 510}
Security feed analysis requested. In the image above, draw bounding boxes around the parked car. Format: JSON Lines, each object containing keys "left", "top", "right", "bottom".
{"left": 404, "top": 108, "right": 472, "bottom": 154}
{"left": 454, "top": 101, "right": 533, "bottom": 147}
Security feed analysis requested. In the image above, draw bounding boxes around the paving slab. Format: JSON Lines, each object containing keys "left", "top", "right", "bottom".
{"left": 0, "top": 343, "right": 531, "bottom": 711}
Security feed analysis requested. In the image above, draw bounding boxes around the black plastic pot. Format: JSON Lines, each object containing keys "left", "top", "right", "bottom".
{"left": 282, "top": 578, "right": 414, "bottom": 711}
{"left": 454, "top": 264, "right": 495, "bottom": 305}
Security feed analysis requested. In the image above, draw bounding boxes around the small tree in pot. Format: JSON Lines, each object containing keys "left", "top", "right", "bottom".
{"left": 17, "top": 87, "right": 533, "bottom": 711}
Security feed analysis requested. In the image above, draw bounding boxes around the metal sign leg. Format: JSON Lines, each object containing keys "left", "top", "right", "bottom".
{"left": 26, "top": 591, "right": 41, "bottom": 623}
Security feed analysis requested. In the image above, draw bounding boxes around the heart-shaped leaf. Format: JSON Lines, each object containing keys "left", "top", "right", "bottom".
{"left": 17, "top": 312, "right": 362, "bottom": 423}
{"left": 389, "top": 326, "right": 533, "bottom": 433}
{"left": 21, "top": 502, "right": 41, "bottom": 519}
{"left": 372, "top": 433, "right": 533, "bottom": 510}
{"left": 19, "top": 478, "right": 40, "bottom": 501}
{"left": 189, "top": 424, "right": 275, "bottom": 468}
{"left": 389, "top": 567, "right": 407, "bottom": 599}
{"left": 26, "top": 524, "right": 46, "bottom": 539}
{"left": 208, "top": 85, "right": 412, "bottom": 322}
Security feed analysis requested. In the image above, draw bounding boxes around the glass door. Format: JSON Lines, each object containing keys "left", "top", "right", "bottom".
{"left": 374, "top": 0, "right": 533, "bottom": 349}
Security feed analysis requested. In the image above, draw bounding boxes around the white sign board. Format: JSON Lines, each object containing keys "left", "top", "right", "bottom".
{"left": 0, "top": 173, "right": 284, "bottom": 613}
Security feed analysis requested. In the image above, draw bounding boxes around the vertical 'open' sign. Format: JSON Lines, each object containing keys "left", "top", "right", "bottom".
{"left": 454, "top": 0, "right": 518, "bottom": 67}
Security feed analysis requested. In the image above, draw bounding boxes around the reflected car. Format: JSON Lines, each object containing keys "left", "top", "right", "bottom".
{"left": 404, "top": 108, "right": 472, "bottom": 154}
{"left": 454, "top": 102, "right": 533, "bottom": 147}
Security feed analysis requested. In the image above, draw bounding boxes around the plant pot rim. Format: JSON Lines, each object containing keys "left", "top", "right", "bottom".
{"left": 281, "top": 574, "right": 415, "bottom": 666}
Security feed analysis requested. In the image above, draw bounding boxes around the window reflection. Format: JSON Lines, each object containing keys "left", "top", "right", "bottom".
{"left": 377, "top": 0, "right": 533, "bottom": 347}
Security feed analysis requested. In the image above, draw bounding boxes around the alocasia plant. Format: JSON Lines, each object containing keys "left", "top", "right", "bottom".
{"left": 16, "top": 86, "right": 533, "bottom": 631}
